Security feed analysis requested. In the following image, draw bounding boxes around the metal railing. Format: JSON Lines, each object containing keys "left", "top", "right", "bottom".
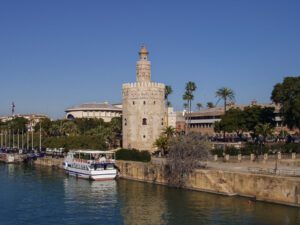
{"left": 248, "top": 167, "right": 300, "bottom": 177}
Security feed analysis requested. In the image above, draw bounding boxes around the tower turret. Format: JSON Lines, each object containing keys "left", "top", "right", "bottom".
{"left": 136, "top": 46, "right": 151, "bottom": 83}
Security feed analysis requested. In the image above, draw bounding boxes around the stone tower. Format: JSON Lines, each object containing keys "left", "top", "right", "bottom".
{"left": 122, "top": 46, "right": 166, "bottom": 151}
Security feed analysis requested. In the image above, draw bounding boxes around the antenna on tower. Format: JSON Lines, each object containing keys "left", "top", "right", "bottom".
{"left": 11, "top": 102, "right": 15, "bottom": 116}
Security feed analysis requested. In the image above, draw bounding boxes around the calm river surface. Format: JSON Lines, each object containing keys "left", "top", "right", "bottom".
{"left": 0, "top": 163, "right": 300, "bottom": 225}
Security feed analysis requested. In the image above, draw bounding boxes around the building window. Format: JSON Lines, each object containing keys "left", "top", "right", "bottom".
{"left": 133, "top": 101, "right": 135, "bottom": 105}
{"left": 143, "top": 101, "right": 146, "bottom": 105}
{"left": 143, "top": 135, "right": 146, "bottom": 138}
{"left": 154, "top": 101, "right": 156, "bottom": 104}
{"left": 142, "top": 118, "right": 147, "bottom": 125}
{"left": 161, "top": 118, "right": 164, "bottom": 126}
{"left": 124, "top": 118, "right": 127, "bottom": 126}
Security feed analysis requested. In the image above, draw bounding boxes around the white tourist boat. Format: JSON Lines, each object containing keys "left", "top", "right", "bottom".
{"left": 64, "top": 150, "right": 117, "bottom": 181}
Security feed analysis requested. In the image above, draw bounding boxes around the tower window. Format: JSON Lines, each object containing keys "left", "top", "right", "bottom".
{"left": 143, "top": 135, "right": 146, "bottom": 138}
{"left": 142, "top": 118, "right": 147, "bottom": 125}
{"left": 124, "top": 118, "right": 127, "bottom": 126}
{"left": 143, "top": 101, "right": 146, "bottom": 105}
{"left": 133, "top": 101, "right": 135, "bottom": 105}
{"left": 154, "top": 101, "right": 156, "bottom": 104}
{"left": 161, "top": 118, "right": 164, "bottom": 126}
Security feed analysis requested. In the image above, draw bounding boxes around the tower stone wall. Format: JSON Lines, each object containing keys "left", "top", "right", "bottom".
{"left": 122, "top": 47, "right": 165, "bottom": 151}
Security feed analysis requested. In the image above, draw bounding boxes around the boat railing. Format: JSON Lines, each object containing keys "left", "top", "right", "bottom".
{"left": 73, "top": 158, "right": 115, "bottom": 164}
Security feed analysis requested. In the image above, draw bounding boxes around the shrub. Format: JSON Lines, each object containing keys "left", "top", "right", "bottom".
{"left": 116, "top": 148, "right": 151, "bottom": 162}
{"left": 225, "top": 147, "right": 241, "bottom": 156}
{"left": 211, "top": 148, "right": 224, "bottom": 157}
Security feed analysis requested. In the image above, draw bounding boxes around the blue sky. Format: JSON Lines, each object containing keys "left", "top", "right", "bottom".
{"left": 0, "top": 0, "right": 299, "bottom": 118}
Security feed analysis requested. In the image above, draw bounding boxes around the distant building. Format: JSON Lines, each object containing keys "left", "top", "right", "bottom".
{"left": 167, "top": 107, "right": 177, "bottom": 128}
{"left": 175, "top": 111, "right": 186, "bottom": 133}
{"left": 122, "top": 46, "right": 166, "bottom": 151}
{"left": 0, "top": 114, "right": 49, "bottom": 131}
{"left": 65, "top": 102, "right": 122, "bottom": 122}
{"left": 187, "top": 101, "right": 292, "bottom": 136}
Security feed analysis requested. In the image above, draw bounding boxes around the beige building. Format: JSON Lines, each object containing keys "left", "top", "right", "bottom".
{"left": 65, "top": 102, "right": 122, "bottom": 122}
{"left": 122, "top": 46, "right": 166, "bottom": 151}
{"left": 0, "top": 114, "right": 49, "bottom": 131}
{"left": 188, "top": 101, "right": 293, "bottom": 136}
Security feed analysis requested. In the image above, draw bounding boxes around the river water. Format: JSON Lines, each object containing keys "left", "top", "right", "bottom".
{"left": 0, "top": 163, "right": 299, "bottom": 225}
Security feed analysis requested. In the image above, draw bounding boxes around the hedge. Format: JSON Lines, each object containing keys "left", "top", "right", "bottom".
{"left": 211, "top": 143, "right": 300, "bottom": 156}
{"left": 116, "top": 148, "right": 151, "bottom": 162}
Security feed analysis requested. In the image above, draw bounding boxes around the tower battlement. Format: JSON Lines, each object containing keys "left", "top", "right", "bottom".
{"left": 122, "top": 82, "right": 165, "bottom": 89}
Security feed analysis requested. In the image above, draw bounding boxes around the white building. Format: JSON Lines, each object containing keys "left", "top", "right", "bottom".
{"left": 65, "top": 102, "right": 122, "bottom": 122}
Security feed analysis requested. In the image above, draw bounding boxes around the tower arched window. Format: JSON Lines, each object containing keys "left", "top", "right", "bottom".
{"left": 142, "top": 118, "right": 147, "bottom": 125}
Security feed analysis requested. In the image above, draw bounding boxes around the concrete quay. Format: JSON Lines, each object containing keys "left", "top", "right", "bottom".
{"left": 33, "top": 156, "right": 300, "bottom": 207}
{"left": 0, "top": 153, "right": 25, "bottom": 163}
{"left": 116, "top": 160, "right": 300, "bottom": 208}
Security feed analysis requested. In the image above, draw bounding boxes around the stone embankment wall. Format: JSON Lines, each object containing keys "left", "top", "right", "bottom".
{"left": 34, "top": 157, "right": 64, "bottom": 169}
{"left": 116, "top": 160, "right": 300, "bottom": 207}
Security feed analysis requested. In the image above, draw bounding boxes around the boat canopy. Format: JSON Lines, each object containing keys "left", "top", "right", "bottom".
{"left": 70, "top": 150, "right": 115, "bottom": 154}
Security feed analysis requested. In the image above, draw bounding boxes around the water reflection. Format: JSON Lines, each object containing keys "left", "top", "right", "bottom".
{"left": 117, "top": 180, "right": 168, "bottom": 225}
{"left": 117, "top": 179, "right": 300, "bottom": 225}
{"left": 1, "top": 164, "right": 300, "bottom": 225}
{"left": 63, "top": 177, "right": 122, "bottom": 225}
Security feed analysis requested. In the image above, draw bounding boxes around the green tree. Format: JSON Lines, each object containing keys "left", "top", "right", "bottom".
{"left": 183, "top": 81, "right": 197, "bottom": 133}
{"left": 183, "top": 103, "right": 188, "bottom": 110}
{"left": 207, "top": 102, "right": 215, "bottom": 108}
{"left": 196, "top": 103, "right": 203, "bottom": 111}
{"left": 163, "top": 126, "right": 176, "bottom": 138}
{"left": 243, "top": 105, "right": 275, "bottom": 133}
{"left": 271, "top": 76, "right": 300, "bottom": 129}
{"left": 214, "top": 108, "right": 246, "bottom": 137}
{"left": 154, "top": 135, "right": 169, "bottom": 155}
{"left": 8, "top": 117, "right": 29, "bottom": 133}
{"left": 49, "top": 123, "right": 61, "bottom": 136}
{"left": 255, "top": 123, "right": 274, "bottom": 142}
{"left": 165, "top": 85, "right": 173, "bottom": 107}
{"left": 216, "top": 87, "right": 235, "bottom": 112}
{"left": 74, "top": 118, "right": 105, "bottom": 134}
{"left": 34, "top": 118, "right": 52, "bottom": 135}
{"left": 62, "top": 121, "right": 78, "bottom": 136}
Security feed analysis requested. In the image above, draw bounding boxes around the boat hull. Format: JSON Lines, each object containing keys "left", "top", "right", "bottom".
{"left": 65, "top": 167, "right": 117, "bottom": 181}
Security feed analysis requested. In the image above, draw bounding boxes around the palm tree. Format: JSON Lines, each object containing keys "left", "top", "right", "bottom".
{"left": 215, "top": 87, "right": 235, "bottom": 140}
{"left": 255, "top": 123, "right": 274, "bottom": 143}
{"left": 183, "top": 103, "right": 188, "bottom": 110}
{"left": 165, "top": 85, "right": 173, "bottom": 107}
{"left": 215, "top": 87, "right": 235, "bottom": 112}
{"left": 154, "top": 135, "right": 169, "bottom": 156}
{"left": 163, "top": 126, "right": 176, "bottom": 138}
{"left": 207, "top": 102, "right": 214, "bottom": 108}
{"left": 196, "top": 103, "right": 203, "bottom": 111}
{"left": 183, "top": 81, "right": 197, "bottom": 133}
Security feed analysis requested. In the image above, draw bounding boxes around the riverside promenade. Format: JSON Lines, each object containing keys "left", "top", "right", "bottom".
{"left": 34, "top": 155, "right": 300, "bottom": 207}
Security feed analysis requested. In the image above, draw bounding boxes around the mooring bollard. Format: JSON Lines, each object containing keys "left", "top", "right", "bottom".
{"left": 225, "top": 154, "right": 230, "bottom": 161}
{"left": 214, "top": 154, "right": 218, "bottom": 161}
{"left": 250, "top": 153, "right": 255, "bottom": 162}
{"left": 237, "top": 154, "right": 242, "bottom": 162}
{"left": 278, "top": 152, "right": 282, "bottom": 160}
{"left": 292, "top": 152, "right": 296, "bottom": 160}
